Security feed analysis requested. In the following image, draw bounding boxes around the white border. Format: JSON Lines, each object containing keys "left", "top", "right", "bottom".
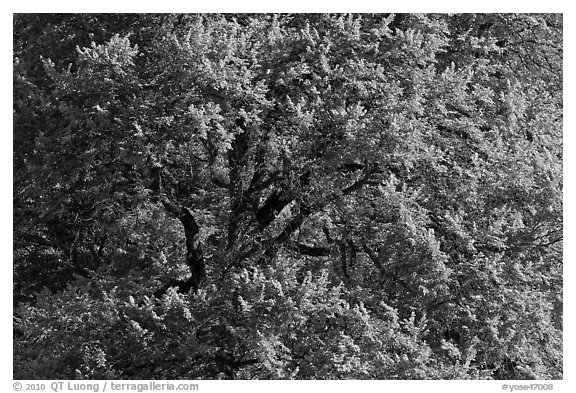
{"left": 3, "top": 3, "right": 572, "bottom": 391}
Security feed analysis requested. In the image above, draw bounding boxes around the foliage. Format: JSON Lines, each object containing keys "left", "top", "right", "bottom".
{"left": 13, "top": 13, "right": 562, "bottom": 380}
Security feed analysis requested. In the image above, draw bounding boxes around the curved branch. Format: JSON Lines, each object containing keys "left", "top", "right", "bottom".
{"left": 156, "top": 194, "right": 205, "bottom": 296}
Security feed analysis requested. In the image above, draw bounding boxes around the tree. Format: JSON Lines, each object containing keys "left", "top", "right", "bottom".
{"left": 14, "top": 13, "right": 562, "bottom": 379}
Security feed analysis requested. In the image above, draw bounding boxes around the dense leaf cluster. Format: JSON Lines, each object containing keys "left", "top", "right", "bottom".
{"left": 13, "top": 14, "right": 562, "bottom": 379}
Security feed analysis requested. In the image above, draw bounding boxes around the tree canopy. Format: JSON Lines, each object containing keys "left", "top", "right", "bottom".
{"left": 13, "top": 13, "right": 562, "bottom": 380}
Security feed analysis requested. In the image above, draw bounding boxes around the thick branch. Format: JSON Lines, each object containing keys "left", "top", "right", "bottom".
{"left": 156, "top": 195, "right": 205, "bottom": 296}
{"left": 293, "top": 242, "right": 331, "bottom": 256}
{"left": 255, "top": 171, "right": 311, "bottom": 229}
{"left": 255, "top": 189, "right": 295, "bottom": 229}
{"left": 154, "top": 278, "right": 197, "bottom": 298}
{"left": 247, "top": 169, "right": 280, "bottom": 194}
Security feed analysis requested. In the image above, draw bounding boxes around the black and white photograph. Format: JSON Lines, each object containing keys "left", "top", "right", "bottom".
{"left": 12, "top": 8, "right": 564, "bottom": 385}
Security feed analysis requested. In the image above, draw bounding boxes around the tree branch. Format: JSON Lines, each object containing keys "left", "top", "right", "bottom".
{"left": 156, "top": 194, "right": 205, "bottom": 296}
{"left": 254, "top": 171, "right": 310, "bottom": 229}
{"left": 292, "top": 242, "right": 331, "bottom": 256}
{"left": 255, "top": 189, "right": 294, "bottom": 229}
